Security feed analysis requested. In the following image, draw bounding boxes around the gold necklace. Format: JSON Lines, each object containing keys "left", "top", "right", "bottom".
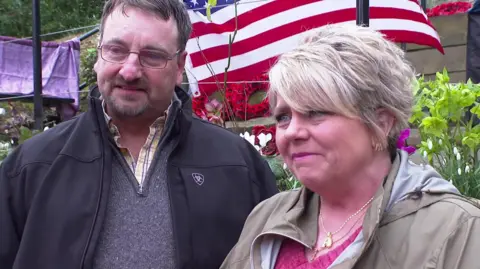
{"left": 308, "top": 213, "right": 363, "bottom": 261}
{"left": 319, "top": 196, "right": 374, "bottom": 249}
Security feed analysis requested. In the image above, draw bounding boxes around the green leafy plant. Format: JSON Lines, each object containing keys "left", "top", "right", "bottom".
{"left": 206, "top": 0, "right": 218, "bottom": 21}
{"left": 410, "top": 68, "right": 480, "bottom": 198}
{"left": 0, "top": 0, "right": 102, "bottom": 40}
{"left": 80, "top": 48, "right": 97, "bottom": 89}
{"left": 79, "top": 47, "right": 98, "bottom": 112}
{"left": 0, "top": 102, "right": 47, "bottom": 162}
{"left": 0, "top": 141, "right": 11, "bottom": 163}
{"left": 264, "top": 156, "right": 301, "bottom": 191}
{"left": 237, "top": 130, "right": 301, "bottom": 191}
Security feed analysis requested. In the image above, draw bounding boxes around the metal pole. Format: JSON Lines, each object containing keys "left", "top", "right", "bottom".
{"left": 420, "top": 0, "right": 427, "bottom": 11}
{"left": 356, "top": 0, "right": 370, "bottom": 26}
{"left": 79, "top": 27, "right": 99, "bottom": 42}
{"left": 32, "top": 0, "right": 43, "bottom": 130}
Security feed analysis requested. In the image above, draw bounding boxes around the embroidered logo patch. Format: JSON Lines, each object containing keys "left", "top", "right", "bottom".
{"left": 192, "top": 173, "right": 205, "bottom": 186}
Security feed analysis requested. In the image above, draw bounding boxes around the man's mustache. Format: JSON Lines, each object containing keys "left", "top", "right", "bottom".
{"left": 113, "top": 78, "right": 148, "bottom": 90}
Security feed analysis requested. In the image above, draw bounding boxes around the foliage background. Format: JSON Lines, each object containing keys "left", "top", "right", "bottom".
{"left": 411, "top": 69, "right": 480, "bottom": 199}
{"left": 0, "top": 0, "right": 102, "bottom": 40}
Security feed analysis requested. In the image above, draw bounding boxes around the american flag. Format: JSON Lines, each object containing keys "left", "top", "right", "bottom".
{"left": 184, "top": 0, "right": 443, "bottom": 97}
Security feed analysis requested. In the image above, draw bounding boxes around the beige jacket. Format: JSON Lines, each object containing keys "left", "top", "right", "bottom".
{"left": 221, "top": 151, "right": 480, "bottom": 269}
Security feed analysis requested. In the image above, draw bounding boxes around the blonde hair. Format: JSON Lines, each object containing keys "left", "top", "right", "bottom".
{"left": 268, "top": 23, "right": 415, "bottom": 153}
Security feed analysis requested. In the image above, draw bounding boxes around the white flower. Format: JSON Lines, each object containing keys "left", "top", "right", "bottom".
{"left": 283, "top": 163, "right": 287, "bottom": 170}
{"left": 0, "top": 142, "right": 9, "bottom": 150}
{"left": 427, "top": 139, "right": 433, "bottom": 150}
{"left": 44, "top": 126, "right": 49, "bottom": 131}
{"left": 453, "top": 147, "right": 459, "bottom": 155}
{"left": 438, "top": 139, "right": 442, "bottom": 145}
{"left": 240, "top": 131, "right": 259, "bottom": 151}
{"left": 458, "top": 168, "right": 462, "bottom": 176}
{"left": 258, "top": 133, "right": 267, "bottom": 147}
{"left": 258, "top": 133, "right": 272, "bottom": 147}
{"left": 456, "top": 153, "right": 461, "bottom": 161}
{"left": 423, "top": 150, "right": 428, "bottom": 159}
{"left": 465, "top": 165, "right": 470, "bottom": 173}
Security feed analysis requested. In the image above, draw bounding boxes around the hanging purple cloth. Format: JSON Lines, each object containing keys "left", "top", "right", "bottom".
{"left": 0, "top": 36, "right": 81, "bottom": 116}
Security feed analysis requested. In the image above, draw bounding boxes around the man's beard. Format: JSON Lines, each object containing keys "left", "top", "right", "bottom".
{"left": 104, "top": 94, "right": 150, "bottom": 117}
{"left": 104, "top": 77, "right": 150, "bottom": 117}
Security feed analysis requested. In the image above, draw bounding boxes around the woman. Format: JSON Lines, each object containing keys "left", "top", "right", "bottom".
{"left": 221, "top": 24, "right": 480, "bottom": 269}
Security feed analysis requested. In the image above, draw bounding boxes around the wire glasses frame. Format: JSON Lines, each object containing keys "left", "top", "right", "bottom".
{"left": 97, "top": 44, "right": 180, "bottom": 69}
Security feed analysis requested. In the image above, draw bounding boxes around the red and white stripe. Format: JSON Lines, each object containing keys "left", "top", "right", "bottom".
{"left": 186, "top": 0, "right": 443, "bottom": 97}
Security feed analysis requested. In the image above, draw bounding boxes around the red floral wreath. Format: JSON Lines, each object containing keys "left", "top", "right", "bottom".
{"left": 192, "top": 90, "right": 209, "bottom": 119}
{"left": 225, "top": 73, "right": 270, "bottom": 120}
{"left": 427, "top": 1, "right": 472, "bottom": 17}
{"left": 192, "top": 74, "right": 271, "bottom": 121}
{"left": 252, "top": 124, "right": 278, "bottom": 156}
{"left": 191, "top": 89, "right": 233, "bottom": 125}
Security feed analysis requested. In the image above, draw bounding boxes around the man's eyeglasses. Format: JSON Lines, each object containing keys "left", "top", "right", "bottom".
{"left": 98, "top": 44, "right": 180, "bottom": 69}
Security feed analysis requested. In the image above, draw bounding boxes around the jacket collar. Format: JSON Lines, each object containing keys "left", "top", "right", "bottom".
{"left": 356, "top": 152, "right": 400, "bottom": 255}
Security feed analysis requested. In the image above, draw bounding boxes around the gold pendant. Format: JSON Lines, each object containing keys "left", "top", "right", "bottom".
{"left": 322, "top": 232, "right": 333, "bottom": 248}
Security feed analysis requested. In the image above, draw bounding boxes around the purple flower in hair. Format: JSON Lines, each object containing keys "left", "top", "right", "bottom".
{"left": 397, "top": 128, "right": 416, "bottom": 155}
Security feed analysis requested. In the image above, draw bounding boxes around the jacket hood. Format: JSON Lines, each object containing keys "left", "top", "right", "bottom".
{"left": 386, "top": 150, "right": 460, "bottom": 212}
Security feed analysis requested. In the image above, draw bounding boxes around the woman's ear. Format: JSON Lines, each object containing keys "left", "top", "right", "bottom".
{"left": 375, "top": 108, "right": 395, "bottom": 137}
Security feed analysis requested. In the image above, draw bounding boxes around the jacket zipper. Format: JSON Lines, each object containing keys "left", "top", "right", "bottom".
{"left": 79, "top": 165, "right": 105, "bottom": 269}
{"left": 80, "top": 100, "right": 109, "bottom": 269}
{"left": 165, "top": 109, "right": 182, "bottom": 268}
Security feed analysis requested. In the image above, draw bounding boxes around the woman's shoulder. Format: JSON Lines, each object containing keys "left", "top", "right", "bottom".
{"left": 423, "top": 192, "right": 480, "bottom": 217}
{"left": 381, "top": 192, "right": 480, "bottom": 250}
{"left": 380, "top": 193, "right": 480, "bottom": 268}
{"left": 360, "top": 193, "right": 480, "bottom": 268}
{"left": 433, "top": 193, "right": 480, "bottom": 220}
{"left": 386, "top": 192, "right": 480, "bottom": 226}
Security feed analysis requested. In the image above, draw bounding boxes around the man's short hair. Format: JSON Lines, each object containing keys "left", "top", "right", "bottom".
{"left": 99, "top": 0, "right": 192, "bottom": 51}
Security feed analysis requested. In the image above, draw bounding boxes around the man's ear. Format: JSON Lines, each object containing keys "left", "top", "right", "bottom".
{"left": 94, "top": 40, "right": 102, "bottom": 74}
{"left": 176, "top": 51, "right": 187, "bottom": 85}
{"left": 94, "top": 59, "right": 99, "bottom": 74}
{"left": 375, "top": 108, "right": 395, "bottom": 137}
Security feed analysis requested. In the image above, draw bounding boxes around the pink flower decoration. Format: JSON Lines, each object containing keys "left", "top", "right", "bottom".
{"left": 205, "top": 99, "right": 222, "bottom": 113}
{"left": 397, "top": 128, "right": 416, "bottom": 155}
{"left": 208, "top": 115, "right": 224, "bottom": 126}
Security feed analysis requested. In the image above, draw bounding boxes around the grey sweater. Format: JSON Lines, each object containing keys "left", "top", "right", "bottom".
{"left": 92, "top": 113, "right": 179, "bottom": 269}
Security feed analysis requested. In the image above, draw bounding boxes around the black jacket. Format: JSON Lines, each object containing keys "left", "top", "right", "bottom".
{"left": 0, "top": 87, "right": 278, "bottom": 269}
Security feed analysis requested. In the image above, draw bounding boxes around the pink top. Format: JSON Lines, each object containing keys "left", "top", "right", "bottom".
{"left": 274, "top": 226, "right": 362, "bottom": 269}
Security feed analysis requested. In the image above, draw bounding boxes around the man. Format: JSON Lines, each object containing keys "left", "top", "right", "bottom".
{"left": 0, "top": 0, "right": 278, "bottom": 268}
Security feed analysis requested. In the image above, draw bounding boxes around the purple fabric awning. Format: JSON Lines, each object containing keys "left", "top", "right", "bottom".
{"left": 0, "top": 36, "right": 81, "bottom": 109}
